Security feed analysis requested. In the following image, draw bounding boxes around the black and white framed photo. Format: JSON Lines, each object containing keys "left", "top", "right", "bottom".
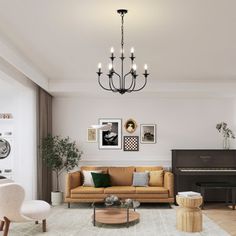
{"left": 98, "top": 118, "right": 122, "bottom": 149}
{"left": 140, "top": 124, "right": 156, "bottom": 144}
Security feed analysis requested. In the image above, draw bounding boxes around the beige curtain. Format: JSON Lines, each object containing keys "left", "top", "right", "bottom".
{"left": 37, "top": 87, "right": 52, "bottom": 202}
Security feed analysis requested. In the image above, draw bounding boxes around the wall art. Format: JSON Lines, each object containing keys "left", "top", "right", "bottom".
{"left": 124, "top": 118, "right": 137, "bottom": 133}
{"left": 87, "top": 128, "right": 97, "bottom": 142}
{"left": 123, "top": 136, "right": 139, "bottom": 151}
{"left": 140, "top": 124, "right": 156, "bottom": 144}
{"left": 98, "top": 118, "right": 122, "bottom": 149}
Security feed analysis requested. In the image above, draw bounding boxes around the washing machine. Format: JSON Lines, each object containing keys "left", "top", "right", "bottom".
{"left": 0, "top": 131, "right": 14, "bottom": 179}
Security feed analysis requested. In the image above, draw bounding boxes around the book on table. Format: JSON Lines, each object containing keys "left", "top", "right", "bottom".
{"left": 178, "top": 191, "right": 201, "bottom": 197}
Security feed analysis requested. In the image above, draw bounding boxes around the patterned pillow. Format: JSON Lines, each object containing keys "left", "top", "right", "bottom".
{"left": 132, "top": 172, "right": 149, "bottom": 187}
{"left": 83, "top": 170, "right": 102, "bottom": 186}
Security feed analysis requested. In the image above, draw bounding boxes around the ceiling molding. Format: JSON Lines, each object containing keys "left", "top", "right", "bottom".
{"left": 0, "top": 35, "right": 49, "bottom": 90}
{"left": 49, "top": 79, "right": 236, "bottom": 98}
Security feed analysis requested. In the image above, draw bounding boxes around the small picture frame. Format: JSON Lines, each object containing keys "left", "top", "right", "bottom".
{"left": 87, "top": 128, "right": 97, "bottom": 142}
{"left": 124, "top": 136, "right": 139, "bottom": 151}
{"left": 124, "top": 118, "right": 137, "bottom": 134}
{"left": 140, "top": 124, "right": 156, "bottom": 144}
{"left": 98, "top": 118, "right": 122, "bottom": 149}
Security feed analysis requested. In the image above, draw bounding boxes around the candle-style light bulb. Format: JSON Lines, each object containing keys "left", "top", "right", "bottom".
{"left": 132, "top": 64, "right": 137, "bottom": 71}
{"left": 144, "top": 64, "right": 148, "bottom": 73}
{"left": 98, "top": 63, "right": 102, "bottom": 72}
{"left": 110, "top": 47, "right": 114, "bottom": 57}
{"left": 108, "top": 63, "right": 113, "bottom": 71}
{"left": 131, "top": 47, "right": 134, "bottom": 57}
{"left": 121, "top": 48, "right": 124, "bottom": 56}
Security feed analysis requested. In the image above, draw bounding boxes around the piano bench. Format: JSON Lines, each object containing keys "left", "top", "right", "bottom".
{"left": 196, "top": 182, "right": 236, "bottom": 210}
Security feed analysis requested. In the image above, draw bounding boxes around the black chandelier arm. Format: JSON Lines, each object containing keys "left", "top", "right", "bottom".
{"left": 126, "top": 75, "right": 137, "bottom": 92}
{"left": 112, "top": 70, "right": 123, "bottom": 90}
{"left": 109, "top": 75, "right": 119, "bottom": 92}
{"left": 98, "top": 75, "right": 113, "bottom": 91}
{"left": 123, "top": 71, "right": 134, "bottom": 90}
{"left": 131, "top": 75, "right": 148, "bottom": 92}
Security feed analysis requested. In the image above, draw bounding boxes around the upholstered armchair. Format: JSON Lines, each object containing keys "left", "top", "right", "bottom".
{"left": 0, "top": 183, "right": 51, "bottom": 236}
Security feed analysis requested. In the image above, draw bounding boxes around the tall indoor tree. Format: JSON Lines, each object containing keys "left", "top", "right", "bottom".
{"left": 41, "top": 135, "right": 82, "bottom": 205}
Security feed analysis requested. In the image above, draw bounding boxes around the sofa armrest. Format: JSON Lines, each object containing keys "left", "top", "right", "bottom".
{"left": 164, "top": 171, "right": 174, "bottom": 198}
{"left": 65, "top": 171, "right": 81, "bottom": 198}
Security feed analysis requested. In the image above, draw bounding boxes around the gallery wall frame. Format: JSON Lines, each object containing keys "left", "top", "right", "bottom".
{"left": 124, "top": 118, "right": 137, "bottom": 134}
{"left": 87, "top": 128, "right": 97, "bottom": 142}
{"left": 123, "top": 136, "right": 139, "bottom": 151}
{"left": 98, "top": 118, "right": 122, "bottom": 149}
{"left": 140, "top": 124, "right": 156, "bottom": 144}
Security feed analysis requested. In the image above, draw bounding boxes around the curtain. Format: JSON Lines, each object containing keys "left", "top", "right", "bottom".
{"left": 37, "top": 87, "right": 52, "bottom": 202}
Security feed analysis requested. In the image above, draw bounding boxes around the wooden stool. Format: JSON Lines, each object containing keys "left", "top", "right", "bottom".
{"left": 176, "top": 195, "right": 203, "bottom": 232}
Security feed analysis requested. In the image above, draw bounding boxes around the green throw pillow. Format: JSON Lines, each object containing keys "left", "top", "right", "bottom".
{"left": 91, "top": 172, "right": 111, "bottom": 188}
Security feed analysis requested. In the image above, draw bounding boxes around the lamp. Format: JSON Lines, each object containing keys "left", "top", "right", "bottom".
{"left": 97, "top": 9, "right": 149, "bottom": 95}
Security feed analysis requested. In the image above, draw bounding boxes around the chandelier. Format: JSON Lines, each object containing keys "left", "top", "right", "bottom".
{"left": 96, "top": 9, "right": 149, "bottom": 95}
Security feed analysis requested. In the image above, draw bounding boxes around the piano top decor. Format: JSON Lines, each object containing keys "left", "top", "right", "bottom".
{"left": 216, "top": 122, "right": 235, "bottom": 149}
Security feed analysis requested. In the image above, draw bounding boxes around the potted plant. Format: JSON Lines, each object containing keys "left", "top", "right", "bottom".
{"left": 41, "top": 134, "right": 82, "bottom": 205}
{"left": 216, "top": 122, "right": 235, "bottom": 149}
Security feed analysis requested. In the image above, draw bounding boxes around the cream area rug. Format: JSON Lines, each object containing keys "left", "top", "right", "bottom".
{"left": 9, "top": 204, "right": 229, "bottom": 236}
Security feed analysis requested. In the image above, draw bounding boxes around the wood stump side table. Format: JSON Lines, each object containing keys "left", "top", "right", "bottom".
{"left": 176, "top": 195, "right": 203, "bottom": 232}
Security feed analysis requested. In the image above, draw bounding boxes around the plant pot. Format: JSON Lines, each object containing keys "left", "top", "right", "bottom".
{"left": 51, "top": 191, "right": 63, "bottom": 206}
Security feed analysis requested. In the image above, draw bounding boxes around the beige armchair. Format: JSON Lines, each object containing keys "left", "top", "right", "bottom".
{"left": 0, "top": 183, "right": 51, "bottom": 236}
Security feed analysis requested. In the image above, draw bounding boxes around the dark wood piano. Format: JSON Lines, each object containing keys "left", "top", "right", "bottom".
{"left": 172, "top": 149, "right": 236, "bottom": 202}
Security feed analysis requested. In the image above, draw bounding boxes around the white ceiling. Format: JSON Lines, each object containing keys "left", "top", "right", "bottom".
{"left": 0, "top": 0, "right": 236, "bottom": 96}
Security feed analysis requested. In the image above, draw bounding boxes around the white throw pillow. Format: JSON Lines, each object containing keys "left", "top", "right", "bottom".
{"left": 83, "top": 170, "right": 102, "bottom": 186}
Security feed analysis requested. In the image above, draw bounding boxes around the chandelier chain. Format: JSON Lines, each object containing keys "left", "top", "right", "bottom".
{"left": 121, "top": 13, "right": 124, "bottom": 51}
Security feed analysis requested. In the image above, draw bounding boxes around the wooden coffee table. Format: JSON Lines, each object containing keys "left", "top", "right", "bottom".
{"left": 92, "top": 201, "right": 140, "bottom": 227}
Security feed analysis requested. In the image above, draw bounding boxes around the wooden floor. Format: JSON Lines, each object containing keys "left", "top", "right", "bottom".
{"left": 203, "top": 203, "right": 236, "bottom": 236}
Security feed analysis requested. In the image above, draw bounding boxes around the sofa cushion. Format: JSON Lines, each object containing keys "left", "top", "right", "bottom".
{"left": 108, "top": 167, "right": 135, "bottom": 186}
{"left": 135, "top": 166, "right": 163, "bottom": 172}
{"left": 132, "top": 172, "right": 149, "bottom": 187}
{"left": 135, "top": 187, "right": 168, "bottom": 194}
{"left": 91, "top": 172, "right": 111, "bottom": 188}
{"left": 149, "top": 170, "right": 164, "bottom": 187}
{"left": 104, "top": 186, "right": 136, "bottom": 194}
{"left": 71, "top": 186, "right": 104, "bottom": 194}
{"left": 83, "top": 170, "right": 102, "bottom": 186}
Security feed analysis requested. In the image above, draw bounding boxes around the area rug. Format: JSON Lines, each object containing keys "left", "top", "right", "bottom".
{"left": 9, "top": 204, "right": 229, "bottom": 236}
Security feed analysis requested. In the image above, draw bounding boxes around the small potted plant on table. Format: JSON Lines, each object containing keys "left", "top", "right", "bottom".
{"left": 41, "top": 135, "right": 82, "bottom": 205}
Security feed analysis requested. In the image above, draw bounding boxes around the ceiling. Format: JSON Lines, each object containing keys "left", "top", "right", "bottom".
{"left": 0, "top": 0, "right": 236, "bottom": 96}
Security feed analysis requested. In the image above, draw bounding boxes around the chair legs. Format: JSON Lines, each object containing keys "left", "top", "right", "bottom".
{"left": 3, "top": 217, "right": 10, "bottom": 236}
{"left": 1, "top": 218, "right": 46, "bottom": 234}
{"left": 0, "top": 220, "right": 5, "bottom": 231}
{"left": 42, "top": 219, "right": 46, "bottom": 232}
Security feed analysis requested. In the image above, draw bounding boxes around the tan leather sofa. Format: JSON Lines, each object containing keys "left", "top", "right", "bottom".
{"left": 65, "top": 166, "right": 174, "bottom": 207}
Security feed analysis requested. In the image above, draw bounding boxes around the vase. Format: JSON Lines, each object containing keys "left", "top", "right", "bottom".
{"left": 223, "top": 137, "right": 230, "bottom": 149}
{"left": 51, "top": 191, "right": 63, "bottom": 206}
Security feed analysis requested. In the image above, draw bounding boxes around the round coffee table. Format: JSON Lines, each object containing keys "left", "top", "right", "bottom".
{"left": 176, "top": 195, "right": 203, "bottom": 232}
{"left": 92, "top": 201, "right": 140, "bottom": 227}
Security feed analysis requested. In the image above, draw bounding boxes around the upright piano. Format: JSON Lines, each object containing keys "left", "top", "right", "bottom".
{"left": 172, "top": 149, "right": 236, "bottom": 202}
